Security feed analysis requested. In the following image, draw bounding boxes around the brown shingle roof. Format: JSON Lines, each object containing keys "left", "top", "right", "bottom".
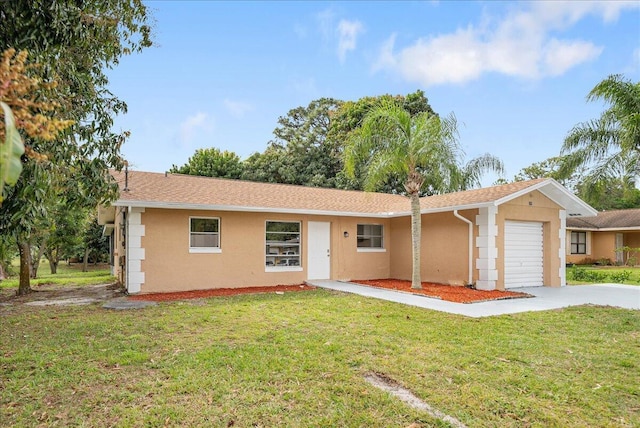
{"left": 112, "top": 170, "right": 408, "bottom": 215}
{"left": 419, "top": 178, "right": 548, "bottom": 210}
{"left": 567, "top": 208, "right": 640, "bottom": 229}
{"left": 111, "top": 170, "right": 556, "bottom": 216}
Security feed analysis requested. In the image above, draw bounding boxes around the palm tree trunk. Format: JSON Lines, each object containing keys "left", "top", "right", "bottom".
{"left": 410, "top": 192, "right": 422, "bottom": 290}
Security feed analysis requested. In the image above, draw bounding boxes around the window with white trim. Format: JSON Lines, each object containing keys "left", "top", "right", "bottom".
{"left": 265, "top": 221, "right": 300, "bottom": 267}
{"left": 190, "top": 217, "right": 220, "bottom": 252}
{"left": 357, "top": 224, "right": 384, "bottom": 249}
{"left": 570, "top": 231, "right": 586, "bottom": 254}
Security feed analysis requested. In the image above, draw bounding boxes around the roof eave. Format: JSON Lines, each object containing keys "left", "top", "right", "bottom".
{"left": 567, "top": 226, "right": 640, "bottom": 232}
{"left": 420, "top": 202, "right": 494, "bottom": 215}
{"left": 112, "top": 199, "right": 403, "bottom": 218}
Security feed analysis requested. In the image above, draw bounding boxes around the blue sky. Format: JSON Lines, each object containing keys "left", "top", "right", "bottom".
{"left": 108, "top": 1, "right": 640, "bottom": 185}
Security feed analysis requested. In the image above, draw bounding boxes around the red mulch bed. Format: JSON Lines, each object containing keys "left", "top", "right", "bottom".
{"left": 127, "top": 284, "right": 315, "bottom": 302}
{"left": 352, "top": 279, "right": 532, "bottom": 303}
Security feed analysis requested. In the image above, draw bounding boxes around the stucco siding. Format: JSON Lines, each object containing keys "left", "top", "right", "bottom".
{"left": 567, "top": 231, "right": 640, "bottom": 265}
{"left": 590, "top": 232, "right": 617, "bottom": 263}
{"left": 138, "top": 209, "right": 392, "bottom": 293}
{"left": 625, "top": 232, "right": 640, "bottom": 250}
{"left": 390, "top": 210, "right": 478, "bottom": 285}
{"left": 331, "top": 217, "right": 391, "bottom": 281}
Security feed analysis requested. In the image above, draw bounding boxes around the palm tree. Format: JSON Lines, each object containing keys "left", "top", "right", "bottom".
{"left": 344, "top": 102, "right": 461, "bottom": 289}
{"left": 449, "top": 153, "right": 504, "bottom": 192}
{"left": 560, "top": 74, "right": 640, "bottom": 189}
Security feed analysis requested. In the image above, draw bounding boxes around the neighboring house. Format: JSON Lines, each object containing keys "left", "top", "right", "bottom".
{"left": 98, "top": 170, "right": 596, "bottom": 294}
{"left": 566, "top": 208, "right": 640, "bottom": 265}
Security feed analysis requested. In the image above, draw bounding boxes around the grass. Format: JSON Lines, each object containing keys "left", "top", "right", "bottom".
{"left": 0, "top": 260, "right": 115, "bottom": 290}
{"left": 566, "top": 265, "right": 640, "bottom": 285}
{"left": 1, "top": 290, "right": 638, "bottom": 427}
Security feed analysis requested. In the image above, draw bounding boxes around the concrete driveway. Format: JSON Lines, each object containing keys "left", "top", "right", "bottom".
{"left": 308, "top": 280, "right": 640, "bottom": 318}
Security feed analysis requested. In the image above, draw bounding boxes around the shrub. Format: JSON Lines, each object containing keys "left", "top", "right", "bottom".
{"left": 610, "top": 270, "right": 632, "bottom": 283}
{"left": 570, "top": 266, "right": 609, "bottom": 283}
{"left": 570, "top": 266, "right": 587, "bottom": 281}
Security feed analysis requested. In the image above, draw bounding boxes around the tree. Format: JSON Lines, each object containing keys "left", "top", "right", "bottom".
{"left": 0, "top": 233, "right": 16, "bottom": 281}
{"left": 344, "top": 102, "right": 461, "bottom": 289}
{"left": 242, "top": 145, "right": 298, "bottom": 184}
{"left": 574, "top": 177, "right": 640, "bottom": 210}
{"left": 329, "top": 90, "right": 436, "bottom": 147}
{"left": 0, "top": 100, "right": 24, "bottom": 200}
{"left": 0, "top": 48, "right": 72, "bottom": 201}
{"left": 514, "top": 156, "right": 579, "bottom": 189}
{"left": 330, "top": 90, "right": 437, "bottom": 191}
{"left": 446, "top": 153, "right": 504, "bottom": 193}
{"left": 0, "top": 1, "right": 153, "bottom": 295}
{"left": 514, "top": 156, "right": 640, "bottom": 210}
{"left": 170, "top": 148, "right": 244, "bottom": 178}
{"left": 240, "top": 91, "right": 438, "bottom": 190}
{"left": 560, "top": 74, "right": 640, "bottom": 190}
{"left": 43, "top": 204, "right": 87, "bottom": 274}
{"left": 81, "top": 215, "right": 109, "bottom": 271}
{"left": 515, "top": 157, "right": 563, "bottom": 181}
{"left": 242, "top": 98, "right": 344, "bottom": 187}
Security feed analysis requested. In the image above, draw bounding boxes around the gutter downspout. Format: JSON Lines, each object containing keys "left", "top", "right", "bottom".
{"left": 453, "top": 210, "right": 473, "bottom": 286}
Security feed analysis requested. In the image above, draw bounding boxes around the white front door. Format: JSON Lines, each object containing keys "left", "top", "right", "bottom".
{"left": 307, "top": 221, "right": 331, "bottom": 280}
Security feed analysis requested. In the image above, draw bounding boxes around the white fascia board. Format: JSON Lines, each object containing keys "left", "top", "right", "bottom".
{"left": 568, "top": 226, "right": 640, "bottom": 232}
{"left": 113, "top": 199, "right": 497, "bottom": 219}
{"left": 597, "top": 227, "right": 640, "bottom": 231}
{"left": 419, "top": 202, "right": 494, "bottom": 215}
{"left": 112, "top": 200, "right": 402, "bottom": 218}
{"left": 565, "top": 226, "right": 600, "bottom": 232}
{"left": 494, "top": 179, "right": 598, "bottom": 217}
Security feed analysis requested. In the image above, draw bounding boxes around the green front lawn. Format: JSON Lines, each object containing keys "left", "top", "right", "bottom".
{"left": 1, "top": 290, "right": 638, "bottom": 427}
{"left": 0, "top": 260, "right": 115, "bottom": 290}
{"left": 566, "top": 265, "right": 640, "bottom": 285}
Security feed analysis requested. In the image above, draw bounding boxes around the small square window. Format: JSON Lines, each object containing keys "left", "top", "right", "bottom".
{"left": 357, "top": 224, "right": 383, "bottom": 249}
{"left": 190, "top": 217, "right": 220, "bottom": 251}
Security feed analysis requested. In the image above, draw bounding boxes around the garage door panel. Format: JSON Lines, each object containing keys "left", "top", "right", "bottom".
{"left": 504, "top": 221, "right": 543, "bottom": 288}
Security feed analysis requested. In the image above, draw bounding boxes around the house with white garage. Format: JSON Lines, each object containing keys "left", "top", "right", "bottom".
{"left": 98, "top": 170, "right": 597, "bottom": 294}
{"left": 566, "top": 208, "right": 640, "bottom": 266}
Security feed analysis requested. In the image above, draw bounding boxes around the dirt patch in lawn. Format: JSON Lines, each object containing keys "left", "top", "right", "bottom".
{"left": 352, "top": 279, "right": 532, "bottom": 303}
{"left": 128, "top": 284, "right": 315, "bottom": 302}
{"left": 0, "top": 283, "right": 124, "bottom": 311}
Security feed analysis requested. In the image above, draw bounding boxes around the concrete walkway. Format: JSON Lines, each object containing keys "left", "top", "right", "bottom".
{"left": 307, "top": 280, "right": 640, "bottom": 318}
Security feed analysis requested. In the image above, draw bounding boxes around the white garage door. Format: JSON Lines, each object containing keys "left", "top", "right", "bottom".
{"left": 504, "top": 221, "right": 544, "bottom": 288}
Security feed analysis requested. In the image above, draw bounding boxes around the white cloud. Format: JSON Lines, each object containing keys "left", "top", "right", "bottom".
{"left": 337, "top": 19, "right": 364, "bottom": 62}
{"left": 178, "top": 112, "right": 213, "bottom": 147}
{"left": 374, "top": 1, "right": 638, "bottom": 86}
{"left": 316, "top": 9, "right": 364, "bottom": 62}
{"left": 543, "top": 39, "right": 603, "bottom": 76}
{"left": 223, "top": 99, "right": 255, "bottom": 118}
